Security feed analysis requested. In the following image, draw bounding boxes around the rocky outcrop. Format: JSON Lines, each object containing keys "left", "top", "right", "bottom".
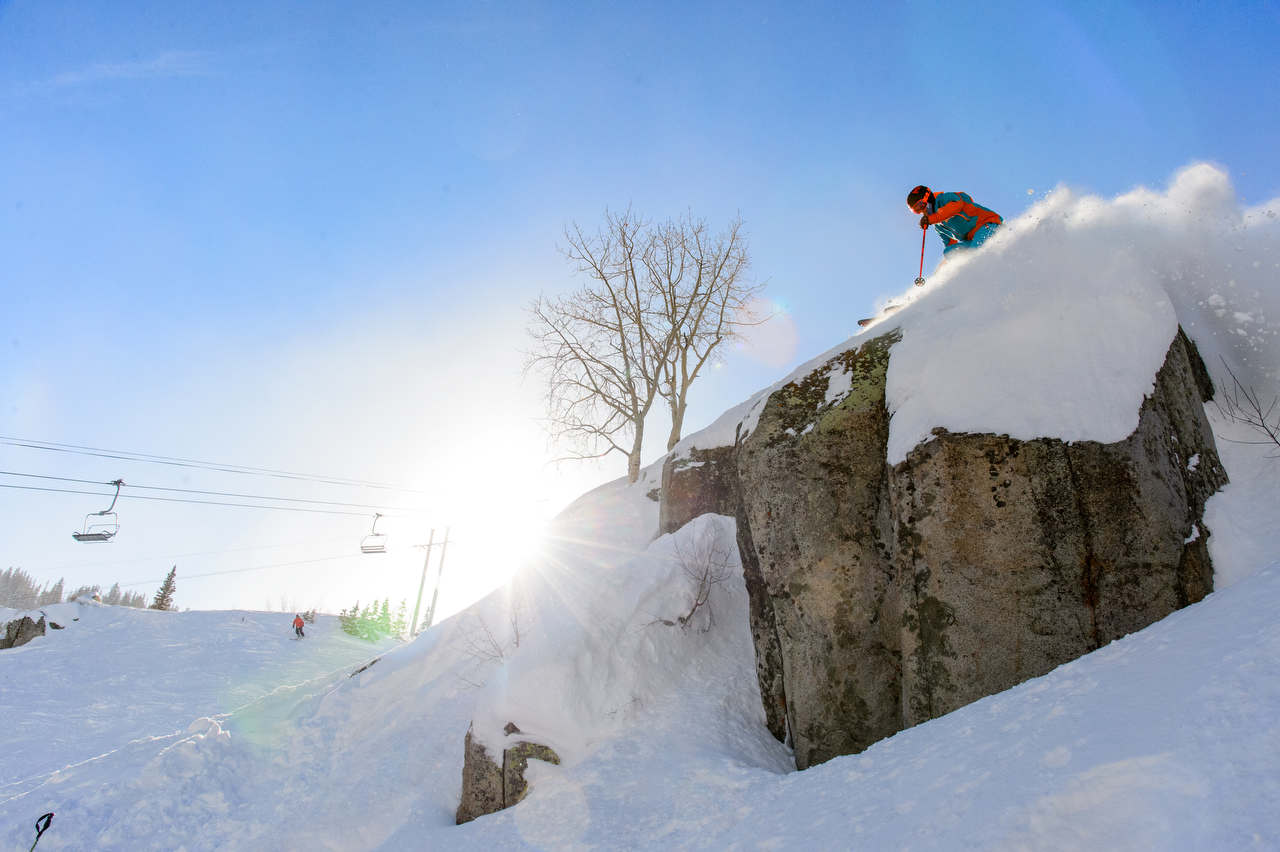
{"left": 659, "top": 445, "right": 738, "bottom": 535}
{"left": 661, "top": 327, "right": 1227, "bottom": 769}
{"left": 456, "top": 723, "right": 560, "bottom": 824}
{"left": 456, "top": 726, "right": 504, "bottom": 824}
{"left": 1, "top": 615, "right": 46, "bottom": 649}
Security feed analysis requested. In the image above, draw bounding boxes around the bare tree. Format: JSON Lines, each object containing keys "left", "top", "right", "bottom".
{"left": 670, "top": 523, "right": 736, "bottom": 632}
{"left": 527, "top": 209, "right": 762, "bottom": 479}
{"left": 526, "top": 209, "right": 668, "bottom": 482}
{"left": 1215, "top": 357, "right": 1280, "bottom": 455}
{"left": 648, "top": 214, "right": 763, "bottom": 451}
{"left": 459, "top": 612, "right": 511, "bottom": 664}
{"left": 454, "top": 583, "right": 529, "bottom": 688}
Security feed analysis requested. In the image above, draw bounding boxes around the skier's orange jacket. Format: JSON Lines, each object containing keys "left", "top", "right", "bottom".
{"left": 293, "top": 616, "right": 304, "bottom": 628}
{"left": 923, "top": 191, "right": 1002, "bottom": 249}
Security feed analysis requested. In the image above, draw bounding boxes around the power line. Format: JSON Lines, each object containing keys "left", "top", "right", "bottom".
{"left": 41, "top": 534, "right": 356, "bottom": 575}
{"left": 117, "top": 554, "right": 360, "bottom": 589}
{"left": 0, "top": 470, "right": 422, "bottom": 514}
{"left": 0, "top": 482, "right": 411, "bottom": 519}
{"left": 0, "top": 435, "right": 428, "bottom": 494}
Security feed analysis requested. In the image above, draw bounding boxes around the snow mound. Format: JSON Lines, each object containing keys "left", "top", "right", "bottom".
{"left": 469, "top": 513, "right": 787, "bottom": 769}
{"left": 672, "top": 164, "right": 1280, "bottom": 468}
{"left": 887, "top": 163, "right": 1278, "bottom": 463}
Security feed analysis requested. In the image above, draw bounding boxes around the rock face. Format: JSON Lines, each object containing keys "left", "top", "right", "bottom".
{"left": 1, "top": 615, "right": 46, "bottom": 650}
{"left": 456, "top": 723, "right": 561, "bottom": 824}
{"left": 661, "top": 327, "right": 1227, "bottom": 769}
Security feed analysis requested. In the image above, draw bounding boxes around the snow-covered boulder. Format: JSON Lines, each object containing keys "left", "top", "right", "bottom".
{"left": 455, "top": 722, "right": 562, "bottom": 824}
{"left": 652, "top": 165, "right": 1278, "bottom": 770}
{"left": 661, "top": 326, "right": 1227, "bottom": 769}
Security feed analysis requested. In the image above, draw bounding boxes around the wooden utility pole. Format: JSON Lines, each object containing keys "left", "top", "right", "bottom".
{"left": 421, "top": 526, "right": 450, "bottom": 632}
{"left": 409, "top": 528, "right": 435, "bottom": 637}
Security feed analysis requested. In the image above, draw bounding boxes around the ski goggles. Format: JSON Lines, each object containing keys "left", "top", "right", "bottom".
{"left": 907, "top": 185, "right": 932, "bottom": 213}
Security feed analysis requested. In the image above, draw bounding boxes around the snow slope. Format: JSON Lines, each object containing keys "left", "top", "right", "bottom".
{"left": 3, "top": 478, "right": 1278, "bottom": 850}
{"left": 2, "top": 164, "right": 1279, "bottom": 849}
{"left": 0, "top": 606, "right": 395, "bottom": 789}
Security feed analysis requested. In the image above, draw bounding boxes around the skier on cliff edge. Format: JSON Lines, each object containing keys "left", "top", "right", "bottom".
{"left": 858, "top": 185, "right": 1006, "bottom": 328}
{"left": 907, "top": 185, "right": 1003, "bottom": 282}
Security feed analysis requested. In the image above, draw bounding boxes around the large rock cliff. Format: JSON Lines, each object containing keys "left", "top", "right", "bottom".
{"left": 660, "top": 327, "right": 1227, "bottom": 769}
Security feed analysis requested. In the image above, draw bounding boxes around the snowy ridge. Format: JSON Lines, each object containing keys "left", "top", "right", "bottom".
{"left": 672, "top": 164, "right": 1280, "bottom": 465}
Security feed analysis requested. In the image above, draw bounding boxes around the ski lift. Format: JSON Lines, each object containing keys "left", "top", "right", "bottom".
{"left": 361, "top": 513, "right": 388, "bottom": 554}
{"left": 72, "top": 479, "right": 124, "bottom": 543}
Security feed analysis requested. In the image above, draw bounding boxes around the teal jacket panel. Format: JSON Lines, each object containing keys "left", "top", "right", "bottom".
{"left": 927, "top": 191, "right": 1002, "bottom": 248}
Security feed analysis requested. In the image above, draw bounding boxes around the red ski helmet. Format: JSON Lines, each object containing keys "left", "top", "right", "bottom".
{"left": 907, "top": 185, "right": 932, "bottom": 213}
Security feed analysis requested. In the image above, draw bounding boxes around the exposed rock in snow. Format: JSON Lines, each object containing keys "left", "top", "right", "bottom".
{"left": 456, "top": 722, "right": 563, "bottom": 823}
{"left": 1, "top": 614, "right": 45, "bottom": 649}
{"left": 660, "top": 326, "right": 1227, "bottom": 768}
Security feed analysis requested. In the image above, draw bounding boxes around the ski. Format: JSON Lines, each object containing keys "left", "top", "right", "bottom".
{"left": 857, "top": 303, "right": 904, "bottom": 328}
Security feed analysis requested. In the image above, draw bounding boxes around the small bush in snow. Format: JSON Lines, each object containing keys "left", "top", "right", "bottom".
{"left": 672, "top": 523, "right": 736, "bottom": 632}
{"left": 1215, "top": 357, "right": 1280, "bottom": 455}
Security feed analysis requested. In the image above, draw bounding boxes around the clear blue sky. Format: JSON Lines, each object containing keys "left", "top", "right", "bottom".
{"left": 2, "top": 0, "right": 1278, "bottom": 613}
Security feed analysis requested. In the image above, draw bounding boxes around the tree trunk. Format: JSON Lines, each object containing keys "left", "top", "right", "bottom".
{"left": 666, "top": 402, "right": 686, "bottom": 452}
{"left": 628, "top": 420, "right": 645, "bottom": 482}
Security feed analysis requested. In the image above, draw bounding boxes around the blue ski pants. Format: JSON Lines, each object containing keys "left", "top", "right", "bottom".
{"left": 942, "top": 222, "right": 1001, "bottom": 255}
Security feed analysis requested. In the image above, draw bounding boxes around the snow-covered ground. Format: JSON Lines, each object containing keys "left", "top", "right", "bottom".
{"left": 2, "top": 165, "right": 1279, "bottom": 849}
{"left": 0, "top": 608, "right": 396, "bottom": 802}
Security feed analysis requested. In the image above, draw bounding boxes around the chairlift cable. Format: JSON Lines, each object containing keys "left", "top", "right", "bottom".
{"left": 0, "top": 482, "right": 412, "bottom": 518}
{"left": 0, "top": 436, "right": 428, "bottom": 494}
{"left": 40, "top": 534, "right": 356, "bottom": 575}
{"left": 116, "top": 553, "right": 360, "bottom": 589}
{"left": 0, "top": 470, "right": 422, "bottom": 513}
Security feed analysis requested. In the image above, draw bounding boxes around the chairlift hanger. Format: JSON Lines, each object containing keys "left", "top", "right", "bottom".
{"left": 72, "top": 479, "right": 124, "bottom": 543}
{"left": 361, "top": 512, "right": 388, "bottom": 554}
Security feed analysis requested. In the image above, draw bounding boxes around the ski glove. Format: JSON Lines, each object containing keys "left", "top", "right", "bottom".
{"left": 919, "top": 214, "right": 930, "bottom": 229}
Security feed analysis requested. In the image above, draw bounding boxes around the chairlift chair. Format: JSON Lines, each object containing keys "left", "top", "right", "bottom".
{"left": 361, "top": 513, "right": 388, "bottom": 554}
{"left": 72, "top": 479, "right": 124, "bottom": 543}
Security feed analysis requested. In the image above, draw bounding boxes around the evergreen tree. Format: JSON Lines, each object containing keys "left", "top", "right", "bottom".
{"left": 1, "top": 567, "right": 40, "bottom": 609}
{"left": 359, "top": 602, "right": 377, "bottom": 640}
{"left": 378, "top": 599, "right": 392, "bottom": 637}
{"left": 6, "top": 572, "right": 147, "bottom": 609}
{"left": 393, "top": 599, "right": 408, "bottom": 637}
{"left": 68, "top": 584, "right": 100, "bottom": 601}
{"left": 337, "top": 597, "right": 411, "bottom": 642}
{"left": 150, "top": 567, "right": 177, "bottom": 611}
{"left": 339, "top": 602, "right": 358, "bottom": 637}
{"left": 38, "top": 578, "right": 65, "bottom": 606}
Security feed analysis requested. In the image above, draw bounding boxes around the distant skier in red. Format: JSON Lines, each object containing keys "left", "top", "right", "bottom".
{"left": 293, "top": 614, "right": 305, "bottom": 639}
{"left": 908, "top": 185, "right": 1002, "bottom": 269}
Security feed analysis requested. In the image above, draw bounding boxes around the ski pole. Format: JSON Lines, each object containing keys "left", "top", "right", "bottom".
{"left": 30, "top": 813, "right": 53, "bottom": 851}
{"left": 914, "top": 225, "right": 927, "bottom": 286}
